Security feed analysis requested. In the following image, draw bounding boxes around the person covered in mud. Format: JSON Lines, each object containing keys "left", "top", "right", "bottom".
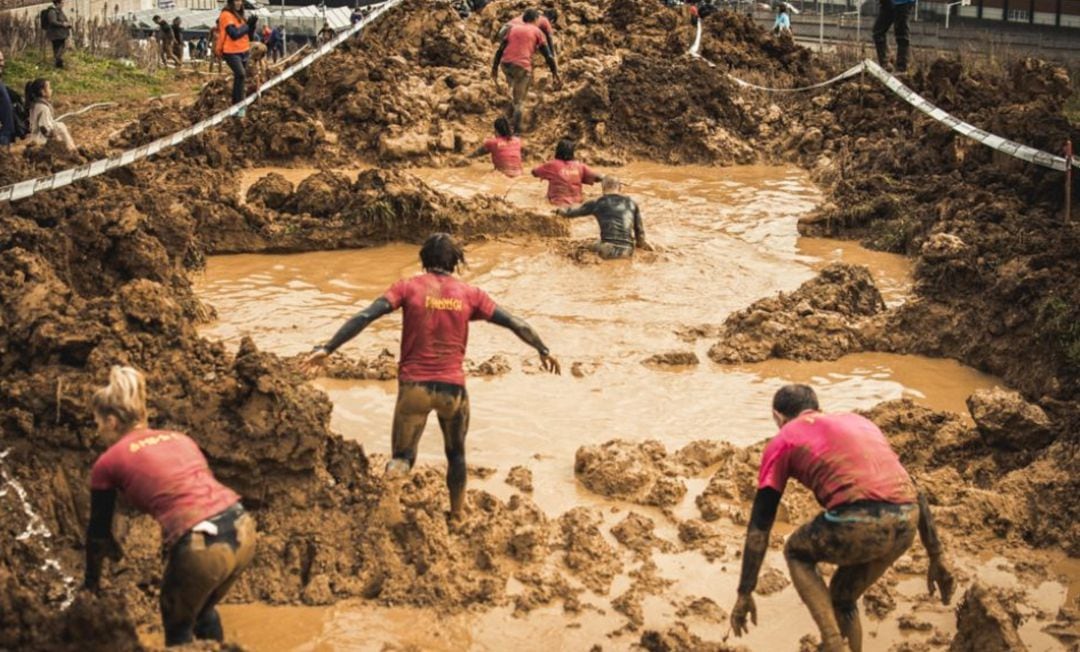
{"left": 532, "top": 138, "right": 604, "bottom": 206}
{"left": 555, "top": 177, "right": 653, "bottom": 259}
{"left": 873, "top": 0, "right": 914, "bottom": 72}
{"left": 491, "top": 8, "right": 560, "bottom": 134}
{"left": 303, "top": 234, "right": 560, "bottom": 520}
{"left": 498, "top": 7, "right": 557, "bottom": 56}
{"left": 82, "top": 366, "right": 256, "bottom": 647}
{"left": 730, "top": 384, "right": 956, "bottom": 652}
{"left": 469, "top": 116, "right": 524, "bottom": 177}
{"left": 214, "top": 0, "right": 257, "bottom": 113}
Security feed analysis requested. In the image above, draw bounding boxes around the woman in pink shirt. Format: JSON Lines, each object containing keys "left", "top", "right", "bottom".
{"left": 470, "top": 117, "right": 523, "bottom": 177}
{"left": 531, "top": 139, "right": 605, "bottom": 206}
{"left": 83, "top": 366, "right": 256, "bottom": 647}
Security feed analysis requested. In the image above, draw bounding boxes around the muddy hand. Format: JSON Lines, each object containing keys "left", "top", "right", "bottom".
{"left": 927, "top": 556, "right": 956, "bottom": 605}
{"left": 540, "top": 354, "right": 561, "bottom": 375}
{"left": 730, "top": 593, "right": 757, "bottom": 637}
{"left": 301, "top": 349, "right": 329, "bottom": 377}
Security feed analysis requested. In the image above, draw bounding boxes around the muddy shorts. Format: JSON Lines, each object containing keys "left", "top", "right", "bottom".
{"left": 501, "top": 63, "right": 533, "bottom": 109}
{"left": 785, "top": 501, "right": 918, "bottom": 567}
{"left": 590, "top": 241, "right": 634, "bottom": 259}
{"left": 392, "top": 381, "right": 470, "bottom": 463}
{"left": 161, "top": 502, "right": 257, "bottom": 645}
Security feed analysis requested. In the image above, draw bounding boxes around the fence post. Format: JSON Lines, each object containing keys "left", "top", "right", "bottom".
{"left": 1066, "top": 139, "right": 1073, "bottom": 223}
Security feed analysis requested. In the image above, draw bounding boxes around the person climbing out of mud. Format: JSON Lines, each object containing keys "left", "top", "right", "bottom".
{"left": 555, "top": 177, "right": 653, "bottom": 259}
{"left": 532, "top": 138, "right": 604, "bottom": 206}
{"left": 730, "top": 384, "right": 956, "bottom": 652}
{"left": 873, "top": 0, "right": 913, "bottom": 72}
{"left": 498, "top": 7, "right": 557, "bottom": 57}
{"left": 215, "top": 0, "right": 257, "bottom": 115}
{"left": 469, "top": 116, "right": 524, "bottom": 177}
{"left": 82, "top": 366, "right": 256, "bottom": 647}
{"left": 491, "top": 8, "right": 560, "bottom": 134}
{"left": 302, "top": 233, "right": 561, "bottom": 520}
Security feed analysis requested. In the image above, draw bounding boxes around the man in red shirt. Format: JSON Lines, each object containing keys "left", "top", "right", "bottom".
{"left": 304, "top": 233, "right": 560, "bottom": 519}
{"left": 470, "top": 116, "right": 523, "bottom": 177}
{"left": 730, "top": 384, "right": 956, "bottom": 652}
{"left": 492, "top": 8, "right": 560, "bottom": 134}
{"left": 501, "top": 8, "right": 556, "bottom": 55}
{"left": 532, "top": 139, "right": 604, "bottom": 206}
{"left": 84, "top": 366, "right": 255, "bottom": 647}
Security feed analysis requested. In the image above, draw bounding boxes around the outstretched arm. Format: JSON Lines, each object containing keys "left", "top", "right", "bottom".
{"left": 84, "top": 489, "right": 122, "bottom": 590}
{"left": 555, "top": 200, "right": 597, "bottom": 218}
{"left": 489, "top": 306, "right": 560, "bottom": 374}
{"left": 731, "top": 488, "right": 781, "bottom": 636}
{"left": 918, "top": 491, "right": 956, "bottom": 604}
{"left": 303, "top": 297, "right": 394, "bottom": 373}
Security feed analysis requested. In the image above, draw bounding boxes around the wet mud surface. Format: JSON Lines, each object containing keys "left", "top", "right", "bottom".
{"left": 0, "top": 0, "right": 1078, "bottom": 649}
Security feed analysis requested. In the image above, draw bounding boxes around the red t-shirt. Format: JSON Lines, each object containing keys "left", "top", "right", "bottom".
{"left": 90, "top": 429, "right": 240, "bottom": 545}
{"left": 531, "top": 159, "right": 601, "bottom": 206}
{"left": 383, "top": 273, "right": 498, "bottom": 386}
{"left": 509, "top": 15, "right": 553, "bottom": 37}
{"left": 501, "top": 23, "right": 547, "bottom": 71}
{"left": 757, "top": 411, "right": 917, "bottom": 509}
{"left": 484, "top": 136, "right": 523, "bottom": 177}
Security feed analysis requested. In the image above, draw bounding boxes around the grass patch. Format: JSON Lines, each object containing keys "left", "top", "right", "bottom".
{"left": 4, "top": 50, "right": 178, "bottom": 105}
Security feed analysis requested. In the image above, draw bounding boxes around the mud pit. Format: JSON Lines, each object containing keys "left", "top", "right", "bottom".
{"left": 190, "top": 165, "right": 1075, "bottom": 651}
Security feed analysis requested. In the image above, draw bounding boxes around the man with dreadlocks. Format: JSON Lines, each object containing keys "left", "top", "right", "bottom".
{"left": 303, "top": 233, "right": 560, "bottom": 520}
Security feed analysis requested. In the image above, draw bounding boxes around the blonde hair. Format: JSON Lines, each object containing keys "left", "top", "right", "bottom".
{"left": 91, "top": 366, "right": 148, "bottom": 432}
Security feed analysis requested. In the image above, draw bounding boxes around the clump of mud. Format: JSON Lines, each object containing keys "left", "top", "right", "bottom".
{"left": 707, "top": 263, "right": 886, "bottom": 364}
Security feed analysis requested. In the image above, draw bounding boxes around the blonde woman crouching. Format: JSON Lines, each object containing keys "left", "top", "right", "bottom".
{"left": 83, "top": 366, "right": 256, "bottom": 647}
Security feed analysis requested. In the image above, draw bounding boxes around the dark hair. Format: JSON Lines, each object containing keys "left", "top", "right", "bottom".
{"left": 25, "top": 78, "right": 48, "bottom": 104}
{"left": 494, "top": 117, "right": 512, "bottom": 138}
{"left": 543, "top": 7, "right": 558, "bottom": 22}
{"left": 522, "top": 8, "right": 539, "bottom": 22}
{"left": 554, "top": 138, "right": 576, "bottom": 161}
{"left": 152, "top": 14, "right": 160, "bottom": 20}
{"left": 419, "top": 233, "right": 465, "bottom": 273}
{"left": 772, "top": 384, "right": 819, "bottom": 419}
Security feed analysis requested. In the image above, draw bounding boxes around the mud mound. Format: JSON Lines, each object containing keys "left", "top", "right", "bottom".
{"left": 574, "top": 439, "right": 687, "bottom": 507}
{"left": 287, "top": 170, "right": 352, "bottom": 217}
{"left": 640, "top": 622, "right": 743, "bottom": 652}
{"left": 246, "top": 172, "right": 294, "bottom": 209}
{"left": 557, "top": 507, "right": 623, "bottom": 593}
{"left": 966, "top": 387, "right": 1054, "bottom": 451}
{"left": 950, "top": 583, "right": 1027, "bottom": 652}
{"left": 707, "top": 263, "right": 886, "bottom": 364}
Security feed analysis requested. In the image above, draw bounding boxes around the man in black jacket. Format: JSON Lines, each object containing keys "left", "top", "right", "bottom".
{"left": 555, "top": 177, "right": 652, "bottom": 259}
{"left": 44, "top": 0, "right": 73, "bottom": 69}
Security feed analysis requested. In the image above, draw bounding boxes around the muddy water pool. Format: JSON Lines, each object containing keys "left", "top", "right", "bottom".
{"left": 201, "top": 164, "right": 1072, "bottom": 651}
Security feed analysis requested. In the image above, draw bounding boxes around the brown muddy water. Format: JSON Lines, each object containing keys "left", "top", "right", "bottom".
{"left": 199, "top": 164, "right": 1073, "bottom": 651}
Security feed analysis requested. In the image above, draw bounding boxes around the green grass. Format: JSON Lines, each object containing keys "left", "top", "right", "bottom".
{"left": 1066, "top": 93, "right": 1080, "bottom": 126}
{"left": 4, "top": 50, "right": 177, "bottom": 104}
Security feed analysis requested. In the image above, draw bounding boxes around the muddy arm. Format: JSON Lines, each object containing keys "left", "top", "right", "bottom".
{"left": 918, "top": 490, "right": 956, "bottom": 603}
{"left": 556, "top": 200, "right": 596, "bottom": 218}
{"left": 737, "top": 487, "right": 781, "bottom": 595}
{"left": 540, "top": 44, "right": 558, "bottom": 77}
{"left": 84, "top": 489, "right": 121, "bottom": 590}
{"left": 633, "top": 203, "right": 648, "bottom": 248}
{"left": 489, "top": 306, "right": 549, "bottom": 356}
{"left": 491, "top": 41, "right": 508, "bottom": 76}
{"left": 320, "top": 297, "right": 394, "bottom": 353}
{"left": 917, "top": 491, "right": 942, "bottom": 557}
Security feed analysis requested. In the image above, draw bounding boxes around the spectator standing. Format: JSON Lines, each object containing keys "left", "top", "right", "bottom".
{"left": 0, "top": 49, "right": 15, "bottom": 147}
{"left": 268, "top": 25, "right": 284, "bottom": 63}
{"left": 171, "top": 17, "right": 185, "bottom": 63}
{"left": 214, "top": 0, "right": 257, "bottom": 114}
{"left": 317, "top": 22, "right": 335, "bottom": 45}
{"left": 44, "top": 0, "right": 73, "bottom": 69}
{"left": 773, "top": 5, "right": 792, "bottom": 34}
{"left": 873, "top": 0, "right": 914, "bottom": 72}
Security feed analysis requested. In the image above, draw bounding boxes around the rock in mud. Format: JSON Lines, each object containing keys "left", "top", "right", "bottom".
{"left": 557, "top": 507, "right": 623, "bottom": 594}
{"left": 642, "top": 351, "right": 700, "bottom": 367}
{"left": 467, "top": 354, "right": 512, "bottom": 377}
{"left": 246, "top": 172, "right": 294, "bottom": 209}
{"left": 639, "top": 621, "right": 742, "bottom": 652}
{"left": 708, "top": 263, "right": 885, "bottom": 364}
{"left": 575, "top": 439, "right": 687, "bottom": 507}
{"left": 966, "top": 387, "right": 1054, "bottom": 451}
{"left": 505, "top": 466, "right": 534, "bottom": 493}
{"left": 674, "top": 596, "right": 728, "bottom": 623}
{"left": 610, "top": 512, "right": 674, "bottom": 557}
{"left": 950, "top": 583, "right": 1028, "bottom": 652}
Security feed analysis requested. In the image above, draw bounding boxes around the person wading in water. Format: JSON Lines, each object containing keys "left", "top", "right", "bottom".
{"left": 303, "top": 233, "right": 560, "bottom": 520}
{"left": 730, "top": 384, "right": 955, "bottom": 652}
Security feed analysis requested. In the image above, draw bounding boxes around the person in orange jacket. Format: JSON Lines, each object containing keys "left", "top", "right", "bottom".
{"left": 214, "top": 0, "right": 257, "bottom": 113}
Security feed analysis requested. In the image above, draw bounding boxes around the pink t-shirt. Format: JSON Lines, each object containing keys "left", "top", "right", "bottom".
{"left": 509, "top": 15, "right": 553, "bottom": 37}
{"left": 501, "top": 23, "right": 547, "bottom": 71}
{"left": 383, "top": 273, "right": 498, "bottom": 386}
{"left": 757, "top": 411, "right": 917, "bottom": 509}
{"left": 484, "top": 136, "right": 523, "bottom": 176}
{"left": 91, "top": 429, "right": 240, "bottom": 545}
{"left": 531, "top": 159, "right": 601, "bottom": 206}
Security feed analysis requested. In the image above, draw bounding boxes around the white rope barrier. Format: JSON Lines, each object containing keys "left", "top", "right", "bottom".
{"left": 689, "top": 19, "right": 1080, "bottom": 172}
{"left": 0, "top": 0, "right": 402, "bottom": 203}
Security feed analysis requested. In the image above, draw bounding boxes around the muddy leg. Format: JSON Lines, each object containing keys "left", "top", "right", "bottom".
{"left": 436, "top": 388, "right": 470, "bottom": 520}
{"left": 389, "top": 384, "right": 433, "bottom": 474}
{"left": 785, "top": 522, "right": 848, "bottom": 652}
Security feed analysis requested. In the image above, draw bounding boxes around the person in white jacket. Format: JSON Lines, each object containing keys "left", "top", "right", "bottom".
{"left": 26, "top": 78, "right": 76, "bottom": 151}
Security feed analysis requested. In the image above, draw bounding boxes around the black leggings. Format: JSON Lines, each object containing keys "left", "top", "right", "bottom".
{"left": 223, "top": 53, "right": 248, "bottom": 105}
